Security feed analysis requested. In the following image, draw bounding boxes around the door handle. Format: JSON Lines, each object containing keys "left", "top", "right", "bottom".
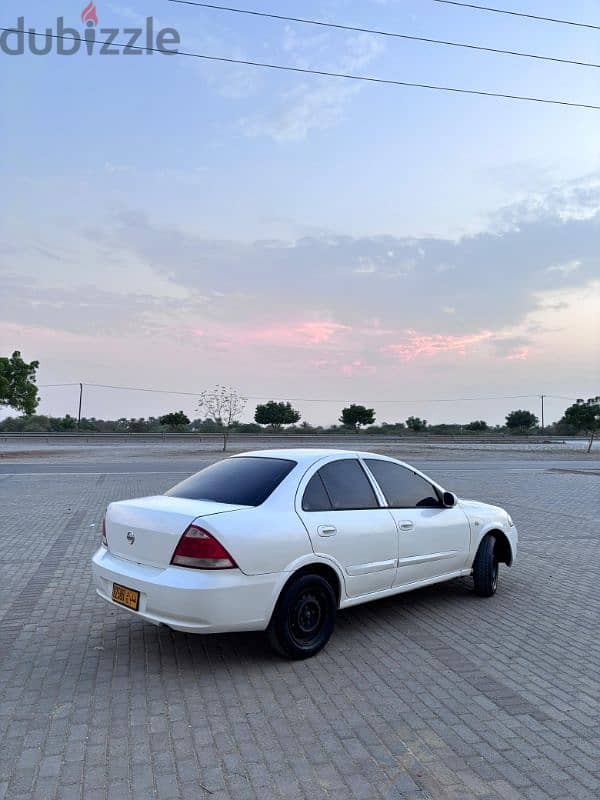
{"left": 398, "top": 521, "right": 414, "bottom": 531}
{"left": 317, "top": 525, "right": 337, "bottom": 537}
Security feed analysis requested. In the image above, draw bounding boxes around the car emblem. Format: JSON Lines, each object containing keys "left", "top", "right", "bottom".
{"left": 126, "top": 531, "right": 135, "bottom": 545}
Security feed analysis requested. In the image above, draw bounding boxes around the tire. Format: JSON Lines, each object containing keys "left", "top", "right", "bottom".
{"left": 268, "top": 574, "right": 336, "bottom": 659}
{"left": 472, "top": 534, "right": 499, "bottom": 597}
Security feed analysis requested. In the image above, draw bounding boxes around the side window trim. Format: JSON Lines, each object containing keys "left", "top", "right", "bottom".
{"left": 358, "top": 457, "right": 388, "bottom": 507}
{"left": 318, "top": 472, "right": 335, "bottom": 508}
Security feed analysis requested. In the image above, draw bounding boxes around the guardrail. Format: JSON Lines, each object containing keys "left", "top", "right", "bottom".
{"left": 0, "top": 432, "right": 571, "bottom": 444}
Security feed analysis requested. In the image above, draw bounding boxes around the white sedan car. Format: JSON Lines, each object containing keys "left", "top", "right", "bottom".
{"left": 92, "top": 449, "right": 517, "bottom": 658}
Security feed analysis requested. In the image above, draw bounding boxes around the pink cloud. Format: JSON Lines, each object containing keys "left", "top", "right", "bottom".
{"left": 190, "top": 321, "right": 495, "bottom": 366}
{"left": 245, "top": 320, "right": 350, "bottom": 346}
{"left": 188, "top": 319, "right": 349, "bottom": 349}
{"left": 383, "top": 329, "right": 493, "bottom": 360}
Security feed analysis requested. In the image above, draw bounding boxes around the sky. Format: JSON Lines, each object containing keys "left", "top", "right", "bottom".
{"left": 1, "top": 0, "right": 599, "bottom": 426}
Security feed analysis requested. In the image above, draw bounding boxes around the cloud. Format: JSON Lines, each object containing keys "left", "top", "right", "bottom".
{"left": 241, "top": 31, "right": 385, "bottom": 141}
{"left": 382, "top": 330, "right": 493, "bottom": 361}
{"left": 3, "top": 174, "right": 599, "bottom": 382}
{"left": 547, "top": 260, "right": 580, "bottom": 276}
{"left": 490, "top": 335, "right": 532, "bottom": 358}
{"left": 241, "top": 79, "right": 362, "bottom": 142}
{"left": 84, "top": 182, "right": 599, "bottom": 342}
{"left": 494, "top": 172, "right": 600, "bottom": 230}
{"left": 252, "top": 320, "right": 349, "bottom": 345}
{"left": 0, "top": 273, "right": 208, "bottom": 337}
{"left": 505, "top": 348, "right": 529, "bottom": 361}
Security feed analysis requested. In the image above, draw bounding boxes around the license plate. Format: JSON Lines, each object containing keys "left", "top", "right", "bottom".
{"left": 112, "top": 583, "right": 140, "bottom": 611}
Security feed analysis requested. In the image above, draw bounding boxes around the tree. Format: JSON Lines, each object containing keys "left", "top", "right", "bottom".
{"left": 58, "top": 414, "right": 77, "bottom": 431}
{"left": 127, "top": 418, "right": 147, "bottom": 433}
{"left": 406, "top": 416, "right": 427, "bottom": 432}
{"left": 465, "top": 420, "right": 488, "bottom": 432}
{"left": 563, "top": 397, "right": 600, "bottom": 453}
{"left": 0, "top": 351, "right": 39, "bottom": 415}
{"left": 159, "top": 410, "right": 190, "bottom": 431}
{"left": 505, "top": 409, "right": 538, "bottom": 433}
{"left": 339, "top": 404, "right": 375, "bottom": 431}
{"left": 377, "top": 422, "right": 406, "bottom": 434}
{"left": 254, "top": 401, "right": 300, "bottom": 431}
{"left": 197, "top": 386, "right": 247, "bottom": 451}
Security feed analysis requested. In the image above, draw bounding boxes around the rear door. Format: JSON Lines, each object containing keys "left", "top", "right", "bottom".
{"left": 296, "top": 458, "right": 398, "bottom": 598}
{"left": 363, "top": 459, "right": 471, "bottom": 586}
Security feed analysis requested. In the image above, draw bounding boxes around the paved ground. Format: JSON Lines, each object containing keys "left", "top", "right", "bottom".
{"left": 0, "top": 444, "right": 599, "bottom": 800}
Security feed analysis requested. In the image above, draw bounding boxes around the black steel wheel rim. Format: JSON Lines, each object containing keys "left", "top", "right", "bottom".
{"left": 289, "top": 589, "right": 326, "bottom": 647}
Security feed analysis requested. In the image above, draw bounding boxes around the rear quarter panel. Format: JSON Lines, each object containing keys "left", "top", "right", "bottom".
{"left": 200, "top": 507, "right": 313, "bottom": 576}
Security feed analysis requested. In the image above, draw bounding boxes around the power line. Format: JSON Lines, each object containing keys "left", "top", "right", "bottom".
{"left": 39, "top": 381, "right": 573, "bottom": 404}
{"left": 4, "top": 28, "right": 600, "bottom": 111}
{"left": 38, "top": 383, "right": 81, "bottom": 388}
{"left": 168, "top": 0, "right": 600, "bottom": 71}
{"left": 432, "top": 0, "right": 600, "bottom": 31}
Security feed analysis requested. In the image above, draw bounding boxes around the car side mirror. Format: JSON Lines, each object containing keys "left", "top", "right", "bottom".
{"left": 442, "top": 491, "right": 457, "bottom": 508}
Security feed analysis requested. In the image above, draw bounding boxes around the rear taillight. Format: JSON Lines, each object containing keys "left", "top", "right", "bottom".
{"left": 171, "top": 524, "right": 237, "bottom": 569}
{"left": 101, "top": 515, "right": 108, "bottom": 547}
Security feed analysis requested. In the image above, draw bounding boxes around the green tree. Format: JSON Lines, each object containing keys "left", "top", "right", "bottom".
{"left": 563, "top": 397, "right": 600, "bottom": 453}
{"left": 406, "top": 416, "right": 427, "bottom": 432}
{"left": 128, "top": 418, "right": 151, "bottom": 433}
{"left": 159, "top": 410, "right": 190, "bottom": 431}
{"left": 376, "top": 422, "right": 406, "bottom": 434}
{"left": 0, "top": 351, "right": 39, "bottom": 415}
{"left": 505, "top": 409, "right": 538, "bottom": 433}
{"left": 339, "top": 404, "right": 375, "bottom": 431}
{"left": 465, "top": 420, "right": 488, "bottom": 432}
{"left": 58, "top": 414, "right": 77, "bottom": 431}
{"left": 254, "top": 401, "right": 301, "bottom": 431}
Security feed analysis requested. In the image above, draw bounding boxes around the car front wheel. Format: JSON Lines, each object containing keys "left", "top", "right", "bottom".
{"left": 472, "top": 534, "right": 499, "bottom": 597}
{"left": 268, "top": 574, "right": 336, "bottom": 659}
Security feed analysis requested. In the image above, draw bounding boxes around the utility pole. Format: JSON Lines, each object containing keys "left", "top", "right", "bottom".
{"left": 77, "top": 383, "right": 83, "bottom": 429}
{"left": 540, "top": 394, "right": 545, "bottom": 434}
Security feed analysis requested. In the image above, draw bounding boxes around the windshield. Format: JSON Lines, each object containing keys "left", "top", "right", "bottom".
{"left": 165, "top": 456, "right": 296, "bottom": 507}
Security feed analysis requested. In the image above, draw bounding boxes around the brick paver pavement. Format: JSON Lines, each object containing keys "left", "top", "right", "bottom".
{"left": 0, "top": 460, "right": 598, "bottom": 800}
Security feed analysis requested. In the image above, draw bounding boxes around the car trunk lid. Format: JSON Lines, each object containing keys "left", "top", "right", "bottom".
{"left": 105, "top": 495, "right": 247, "bottom": 568}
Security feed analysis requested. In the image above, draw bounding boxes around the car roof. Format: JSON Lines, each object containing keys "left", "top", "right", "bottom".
{"left": 232, "top": 448, "right": 393, "bottom": 468}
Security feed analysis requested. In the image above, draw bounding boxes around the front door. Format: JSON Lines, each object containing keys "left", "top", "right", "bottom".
{"left": 362, "top": 458, "right": 471, "bottom": 587}
{"left": 388, "top": 506, "right": 471, "bottom": 586}
{"left": 296, "top": 458, "right": 398, "bottom": 598}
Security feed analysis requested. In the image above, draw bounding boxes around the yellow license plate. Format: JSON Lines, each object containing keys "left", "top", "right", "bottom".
{"left": 112, "top": 583, "right": 140, "bottom": 611}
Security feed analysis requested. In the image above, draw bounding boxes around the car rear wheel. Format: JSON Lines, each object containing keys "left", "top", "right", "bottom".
{"left": 472, "top": 534, "right": 499, "bottom": 597}
{"left": 268, "top": 574, "right": 336, "bottom": 659}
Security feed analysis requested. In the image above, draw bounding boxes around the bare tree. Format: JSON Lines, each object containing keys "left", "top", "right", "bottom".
{"left": 197, "top": 385, "right": 247, "bottom": 451}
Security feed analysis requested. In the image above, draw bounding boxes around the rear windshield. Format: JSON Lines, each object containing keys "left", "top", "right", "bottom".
{"left": 165, "top": 456, "right": 296, "bottom": 507}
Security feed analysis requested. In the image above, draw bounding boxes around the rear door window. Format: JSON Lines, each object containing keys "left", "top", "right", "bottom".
{"left": 316, "top": 459, "right": 379, "bottom": 510}
{"left": 166, "top": 456, "right": 296, "bottom": 506}
{"left": 302, "top": 473, "right": 332, "bottom": 511}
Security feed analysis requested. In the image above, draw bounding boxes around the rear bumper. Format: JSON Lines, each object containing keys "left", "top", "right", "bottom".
{"left": 91, "top": 547, "right": 279, "bottom": 633}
